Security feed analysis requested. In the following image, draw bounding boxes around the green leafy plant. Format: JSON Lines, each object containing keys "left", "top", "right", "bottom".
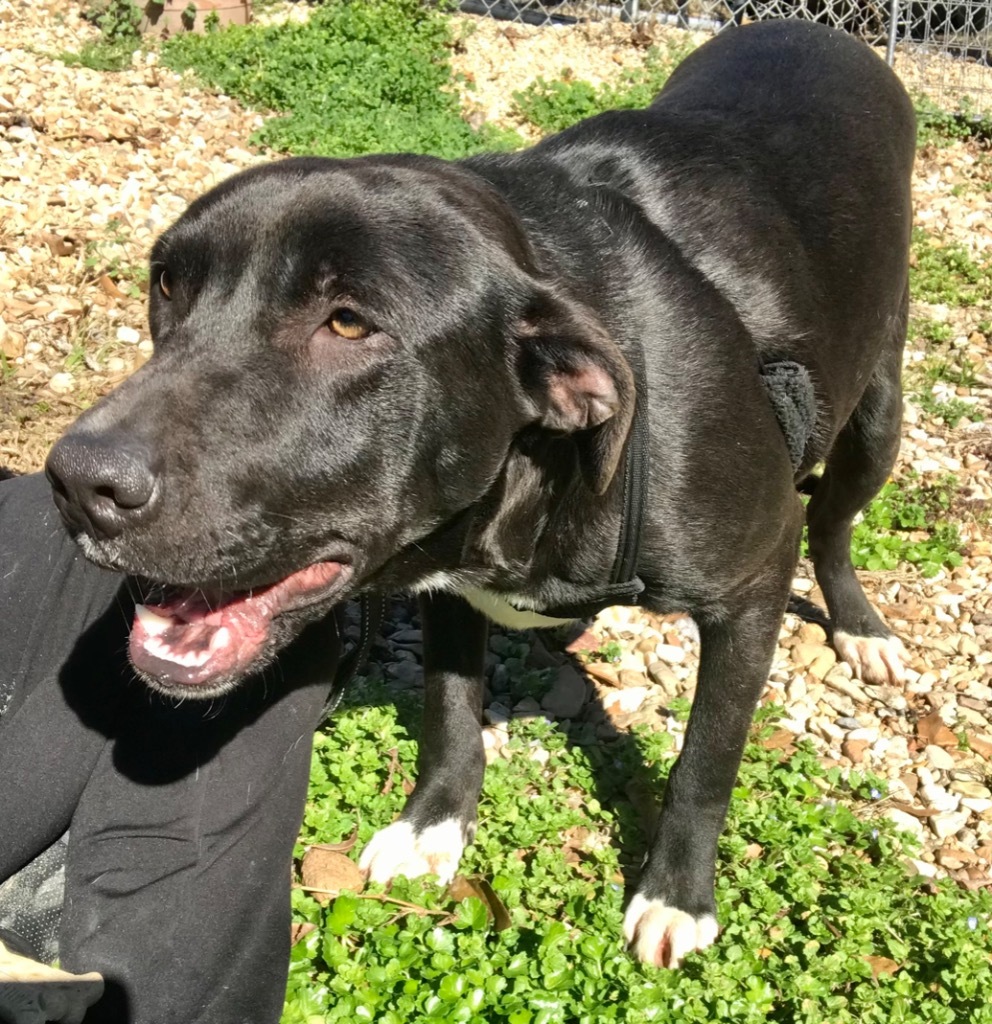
{"left": 61, "top": 0, "right": 142, "bottom": 71}
{"left": 908, "top": 316, "right": 953, "bottom": 347}
{"left": 849, "top": 475, "right": 964, "bottom": 576}
{"left": 160, "top": 0, "right": 521, "bottom": 159}
{"left": 592, "top": 640, "right": 624, "bottom": 664}
{"left": 82, "top": 218, "right": 148, "bottom": 298}
{"left": 914, "top": 94, "right": 992, "bottom": 149}
{"left": 911, "top": 228, "right": 992, "bottom": 307}
{"left": 286, "top": 691, "right": 992, "bottom": 1023}
{"left": 513, "top": 39, "right": 695, "bottom": 135}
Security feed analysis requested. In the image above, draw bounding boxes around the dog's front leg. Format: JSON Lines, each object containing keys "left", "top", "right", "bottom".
{"left": 625, "top": 543, "right": 799, "bottom": 968}
{"left": 359, "top": 591, "right": 487, "bottom": 886}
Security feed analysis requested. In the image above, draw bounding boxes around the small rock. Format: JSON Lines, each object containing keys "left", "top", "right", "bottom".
{"left": 481, "top": 727, "right": 503, "bottom": 751}
{"left": 48, "top": 371, "right": 74, "bottom": 393}
{"left": 961, "top": 797, "right": 992, "bottom": 815}
{"left": 824, "top": 672, "right": 870, "bottom": 704}
{"left": 541, "top": 664, "right": 587, "bottom": 719}
{"left": 787, "top": 676, "right": 807, "bottom": 702}
{"left": 884, "top": 808, "right": 926, "bottom": 840}
{"left": 836, "top": 716, "right": 862, "bottom": 730}
{"left": 386, "top": 660, "right": 421, "bottom": 688}
{"left": 584, "top": 662, "right": 619, "bottom": 688}
{"left": 950, "top": 780, "right": 992, "bottom": 800}
{"left": 484, "top": 703, "right": 511, "bottom": 727}
{"left": 903, "top": 856, "right": 938, "bottom": 878}
{"left": 808, "top": 648, "right": 837, "bottom": 680}
{"left": 930, "top": 810, "right": 970, "bottom": 841}
{"left": 847, "top": 726, "right": 880, "bottom": 742}
{"left": 116, "top": 325, "right": 141, "bottom": 344}
{"left": 797, "top": 622, "right": 828, "bottom": 644}
{"left": 603, "top": 686, "right": 649, "bottom": 715}
{"left": 791, "top": 642, "right": 823, "bottom": 667}
{"left": 842, "top": 738, "right": 869, "bottom": 764}
{"left": 920, "top": 781, "right": 959, "bottom": 813}
{"left": 645, "top": 662, "right": 680, "bottom": 694}
{"left": 512, "top": 696, "right": 542, "bottom": 719}
{"left": 618, "top": 669, "right": 647, "bottom": 688}
{"left": 965, "top": 681, "right": 992, "bottom": 702}
{"left": 390, "top": 628, "right": 423, "bottom": 644}
{"left": 654, "top": 643, "right": 686, "bottom": 665}
{"left": 925, "top": 744, "right": 957, "bottom": 771}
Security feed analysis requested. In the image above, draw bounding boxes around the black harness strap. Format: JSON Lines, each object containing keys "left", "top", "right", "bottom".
{"left": 320, "top": 592, "right": 385, "bottom": 724}
{"left": 537, "top": 345, "right": 649, "bottom": 621}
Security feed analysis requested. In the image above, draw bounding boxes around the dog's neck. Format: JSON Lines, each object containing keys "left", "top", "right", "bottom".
{"left": 385, "top": 428, "right": 640, "bottom": 622}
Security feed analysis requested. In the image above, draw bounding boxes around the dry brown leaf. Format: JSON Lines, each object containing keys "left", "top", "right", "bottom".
{"left": 761, "top": 728, "right": 797, "bottom": 754}
{"left": 447, "top": 875, "right": 511, "bottom": 931}
{"left": 290, "top": 922, "right": 316, "bottom": 945}
{"left": 863, "top": 955, "right": 901, "bottom": 979}
{"left": 311, "top": 825, "right": 359, "bottom": 855}
{"left": 300, "top": 848, "right": 364, "bottom": 905}
{"left": 98, "top": 274, "right": 126, "bottom": 299}
{"left": 916, "top": 710, "right": 958, "bottom": 749}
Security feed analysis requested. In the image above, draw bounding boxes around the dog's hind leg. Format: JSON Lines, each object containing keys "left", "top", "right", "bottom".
{"left": 806, "top": 331, "right": 908, "bottom": 685}
{"left": 359, "top": 592, "right": 487, "bottom": 886}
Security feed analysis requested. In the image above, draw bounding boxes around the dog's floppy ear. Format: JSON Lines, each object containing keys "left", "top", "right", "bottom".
{"left": 514, "top": 288, "right": 636, "bottom": 495}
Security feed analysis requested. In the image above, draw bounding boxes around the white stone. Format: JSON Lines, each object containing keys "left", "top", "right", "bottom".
{"left": 925, "top": 744, "right": 956, "bottom": 771}
{"left": 116, "top": 325, "right": 140, "bottom": 344}
{"left": 920, "top": 781, "right": 960, "bottom": 813}
{"left": 930, "top": 810, "right": 970, "bottom": 841}
{"left": 883, "top": 808, "right": 926, "bottom": 840}
{"left": 654, "top": 643, "right": 687, "bottom": 665}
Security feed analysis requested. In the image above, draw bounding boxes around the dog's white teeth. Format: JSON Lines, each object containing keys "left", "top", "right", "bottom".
{"left": 134, "top": 603, "right": 174, "bottom": 636}
{"left": 143, "top": 636, "right": 210, "bottom": 669}
{"left": 208, "top": 626, "right": 233, "bottom": 653}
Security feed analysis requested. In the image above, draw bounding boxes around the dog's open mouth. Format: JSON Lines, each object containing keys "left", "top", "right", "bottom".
{"left": 129, "top": 560, "right": 348, "bottom": 686}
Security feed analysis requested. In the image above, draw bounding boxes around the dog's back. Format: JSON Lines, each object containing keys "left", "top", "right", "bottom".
{"left": 470, "top": 21, "right": 915, "bottom": 442}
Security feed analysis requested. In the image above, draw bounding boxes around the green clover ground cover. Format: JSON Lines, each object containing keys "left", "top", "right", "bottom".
{"left": 160, "top": 0, "right": 520, "bottom": 159}
{"left": 287, "top": 688, "right": 991, "bottom": 1023}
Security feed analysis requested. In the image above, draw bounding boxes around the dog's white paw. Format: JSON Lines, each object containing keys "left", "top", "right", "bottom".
{"left": 623, "top": 894, "right": 719, "bottom": 969}
{"left": 833, "top": 631, "right": 907, "bottom": 686}
{"left": 358, "top": 818, "right": 465, "bottom": 886}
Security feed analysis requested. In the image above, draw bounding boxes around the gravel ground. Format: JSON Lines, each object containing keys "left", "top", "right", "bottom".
{"left": 1, "top": 0, "right": 991, "bottom": 888}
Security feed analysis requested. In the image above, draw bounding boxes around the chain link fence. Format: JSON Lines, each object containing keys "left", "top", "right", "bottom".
{"left": 456, "top": 0, "right": 992, "bottom": 115}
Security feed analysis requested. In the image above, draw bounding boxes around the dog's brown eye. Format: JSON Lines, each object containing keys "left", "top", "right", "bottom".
{"left": 159, "top": 269, "right": 172, "bottom": 299}
{"left": 328, "top": 308, "right": 370, "bottom": 340}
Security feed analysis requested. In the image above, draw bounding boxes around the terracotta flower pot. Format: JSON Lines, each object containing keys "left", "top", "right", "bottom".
{"left": 140, "top": 0, "right": 252, "bottom": 36}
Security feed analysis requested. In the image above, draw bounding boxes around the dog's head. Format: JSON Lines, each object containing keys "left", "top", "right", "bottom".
{"left": 46, "top": 156, "right": 634, "bottom": 696}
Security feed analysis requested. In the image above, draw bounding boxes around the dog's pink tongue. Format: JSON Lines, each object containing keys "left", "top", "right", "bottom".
{"left": 128, "top": 562, "right": 343, "bottom": 686}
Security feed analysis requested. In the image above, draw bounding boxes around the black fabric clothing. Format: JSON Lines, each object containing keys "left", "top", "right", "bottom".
{"left": 0, "top": 473, "right": 340, "bottom": 1024}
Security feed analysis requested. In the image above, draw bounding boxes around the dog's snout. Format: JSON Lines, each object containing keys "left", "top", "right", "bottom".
{"left": 46, "top": 434, "right": 159, "bottom": 541}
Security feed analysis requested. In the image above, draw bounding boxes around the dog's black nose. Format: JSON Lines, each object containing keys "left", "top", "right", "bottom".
{"left": 46, "top": 434, "right": 159, "bottom": 541}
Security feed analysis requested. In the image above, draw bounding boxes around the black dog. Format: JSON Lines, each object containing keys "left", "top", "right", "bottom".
{"left": 46, "top": 20, "right": 915, "bottom": 968}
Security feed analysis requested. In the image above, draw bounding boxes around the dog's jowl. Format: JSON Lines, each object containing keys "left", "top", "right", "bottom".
{"left": 46, "top": 21, "right": 916, "bottom": 967}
